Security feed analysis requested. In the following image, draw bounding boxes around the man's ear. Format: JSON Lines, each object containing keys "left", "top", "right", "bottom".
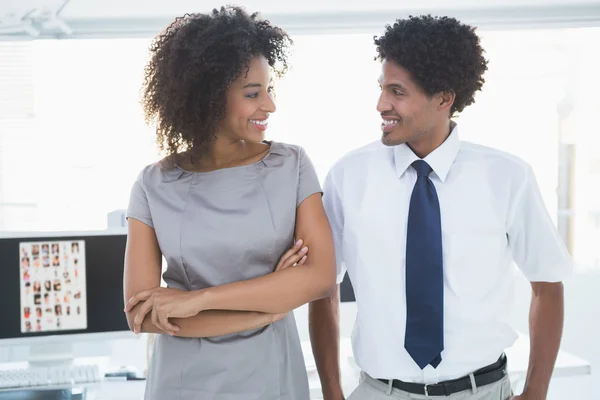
{"left": 437, "top": 91, "right": 455, "bottom": 113}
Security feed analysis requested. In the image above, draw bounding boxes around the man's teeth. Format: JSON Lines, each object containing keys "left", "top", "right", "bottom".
{"left": 250, "top": 119, "right": 268, "bottom": 125}
{"left": 382, "top": 120, "right": 398, "bottom": 125}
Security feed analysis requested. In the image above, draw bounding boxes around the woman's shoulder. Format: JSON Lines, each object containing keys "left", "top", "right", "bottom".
{"left": 266, "top": 141, "right": 311, "bottom": 161}
{"left": 134, "top": 154, "right": 183, "bottom": 187}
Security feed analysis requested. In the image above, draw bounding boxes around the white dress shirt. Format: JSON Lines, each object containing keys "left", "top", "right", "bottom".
{"left": 323, "top": 124, "right": 573, "bottom": 384}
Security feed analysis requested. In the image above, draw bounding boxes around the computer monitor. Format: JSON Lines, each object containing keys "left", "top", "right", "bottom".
{"left": 340, "top": 272, "right": 355, "bottom": 303}
{"left": 0, "top": 230, "right": 131, "bottom": 367}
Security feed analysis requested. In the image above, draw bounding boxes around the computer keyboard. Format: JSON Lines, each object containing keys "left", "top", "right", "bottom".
{"left": 0, "top": 365, "right": 101, "bottom": 389}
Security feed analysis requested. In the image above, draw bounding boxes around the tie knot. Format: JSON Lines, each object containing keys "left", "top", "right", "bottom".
{"left": 412, "top": 160, "right": 433, "bottom": 178}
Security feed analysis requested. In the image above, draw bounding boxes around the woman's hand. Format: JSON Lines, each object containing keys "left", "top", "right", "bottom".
{"left": 124, "top": 287, "right": 202, "bottom": 335}
{"left": 270, "top": 239, "right": 309, "bottom": 322}
{"left": 275, "top": 239, "right": 308, "bottom": 272}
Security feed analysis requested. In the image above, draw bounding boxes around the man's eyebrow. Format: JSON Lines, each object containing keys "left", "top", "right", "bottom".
{"left": 378, "top": 79, "right": 408, "bottom": 92}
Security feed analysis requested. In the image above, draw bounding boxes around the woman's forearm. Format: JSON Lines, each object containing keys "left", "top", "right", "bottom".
{"left": 199, "top": 263, "right": 337, "bottom": 314}
{"left": 128, "top": 302, "right": 277, "bottom": 338}
{"left": 171, "top": 310, "right": 277, "bottom": 338}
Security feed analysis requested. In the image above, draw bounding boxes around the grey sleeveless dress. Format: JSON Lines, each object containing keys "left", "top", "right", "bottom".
{"left": 126, "top": 142, "right": 320, "bottom": 400}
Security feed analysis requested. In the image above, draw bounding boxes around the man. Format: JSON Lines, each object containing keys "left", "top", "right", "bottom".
{"left": 309, "top": 15, "right": 572, "bottom": 400}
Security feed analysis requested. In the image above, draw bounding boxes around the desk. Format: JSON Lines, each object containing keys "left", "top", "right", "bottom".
{"left": 503, "top": 333, "right": 592, "bottom": 393}
{"left": 87, "top": 381, "right": 146, "bottom": 400}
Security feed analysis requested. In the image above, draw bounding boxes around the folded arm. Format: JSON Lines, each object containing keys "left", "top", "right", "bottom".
{"left": 198, "top": 193, "right": 338, "bottom": 314}
{"left": 129, "top": 303, "right": 277, "bottom": 338}
{"left": 123, "top": 218, "right": 281, "bottom": 337}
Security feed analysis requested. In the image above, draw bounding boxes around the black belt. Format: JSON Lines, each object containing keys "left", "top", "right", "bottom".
{"left": 377, "top": 354, "right": 507, "bottom": 397}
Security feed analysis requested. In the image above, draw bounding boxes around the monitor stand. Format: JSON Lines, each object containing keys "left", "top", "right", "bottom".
{"left": 27, "top": 343, "right": 74, "bottom": 368}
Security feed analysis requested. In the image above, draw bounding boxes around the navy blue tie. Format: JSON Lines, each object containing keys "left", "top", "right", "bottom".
{"left": 404, "top": 160, "right": 444, "bottom": 369}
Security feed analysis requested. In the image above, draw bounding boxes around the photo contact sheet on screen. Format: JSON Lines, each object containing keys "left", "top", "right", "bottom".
{"left": 19, "top": 240, "right": 88, "bottom": 333}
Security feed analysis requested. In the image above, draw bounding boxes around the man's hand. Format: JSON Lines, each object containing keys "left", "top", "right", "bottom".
{"left": 511, "top": 395, "right": 543, "bottom": 400}
{"left": 322, "top": 383, "right": 345, "bottom": 400}
{"left": 323, "top": 392, "right": 345, "bottom": 400}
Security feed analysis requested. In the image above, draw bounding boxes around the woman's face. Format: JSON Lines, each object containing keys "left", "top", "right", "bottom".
{"left": 217, "top": 55, "right": 276, "bottom": 143}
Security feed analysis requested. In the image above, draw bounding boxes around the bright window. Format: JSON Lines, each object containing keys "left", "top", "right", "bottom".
{"left": 0, "top": 27, "right": 598, "bottom": 267}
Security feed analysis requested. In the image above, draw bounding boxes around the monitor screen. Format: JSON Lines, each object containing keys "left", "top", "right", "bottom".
{"left": 340, "top": 272, "right": 355, "bottom": 303}
{"left": 0, "top": 232, "right": 130, "bottom": 342}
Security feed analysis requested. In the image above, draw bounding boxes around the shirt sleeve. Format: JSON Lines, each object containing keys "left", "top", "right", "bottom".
{"left": 297, "top": 147, "right": 323, "bottom": 207}
{"left": 323, "top": 168, "right": 347, "bottom": 284}
{"left": 507, "top": 164, "right": 573, "bottom": 282}
{"left": 126, "top": 170, "right": 154, "bottom": 228}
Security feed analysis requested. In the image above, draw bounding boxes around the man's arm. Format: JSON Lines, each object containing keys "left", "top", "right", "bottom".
{"left": 519, "top": 282, "right": 564, "bottom": 400}
{"left": 505, "top": 164, "right": 573, "bottom": 399}
{"left": 310, "top": 164, "right": 347, "bottom": 399}
{"left": 310, "top": 286, "right": 344, "bottom": 400}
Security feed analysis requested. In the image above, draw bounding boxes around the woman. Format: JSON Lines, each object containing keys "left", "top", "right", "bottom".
{"left": 123, "top": 6, "right": 336, "bottom": 400}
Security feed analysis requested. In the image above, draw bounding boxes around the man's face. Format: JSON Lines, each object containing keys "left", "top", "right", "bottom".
{"left": 376, "top": 59, "right": 440, "bottom": 147}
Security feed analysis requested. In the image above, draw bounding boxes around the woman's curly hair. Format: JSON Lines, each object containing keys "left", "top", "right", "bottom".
{"left": 142, "top": 6, "right": 292, "bottom": 157}
{"left": 374, "top": 15, "right": 488, "bottom": 117}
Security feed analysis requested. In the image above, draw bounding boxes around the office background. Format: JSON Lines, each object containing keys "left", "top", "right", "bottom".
{"left": 1, "top": 0, "right": 599, "bottom": 398}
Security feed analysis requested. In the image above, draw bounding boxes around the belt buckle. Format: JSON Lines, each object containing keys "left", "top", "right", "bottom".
{"left": 424, "top": 384, "right": 430, "bottom": 397}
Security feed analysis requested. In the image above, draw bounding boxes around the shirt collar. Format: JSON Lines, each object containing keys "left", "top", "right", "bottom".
{"left": 393, "top": 122, "right": 460, "bottom": 183}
